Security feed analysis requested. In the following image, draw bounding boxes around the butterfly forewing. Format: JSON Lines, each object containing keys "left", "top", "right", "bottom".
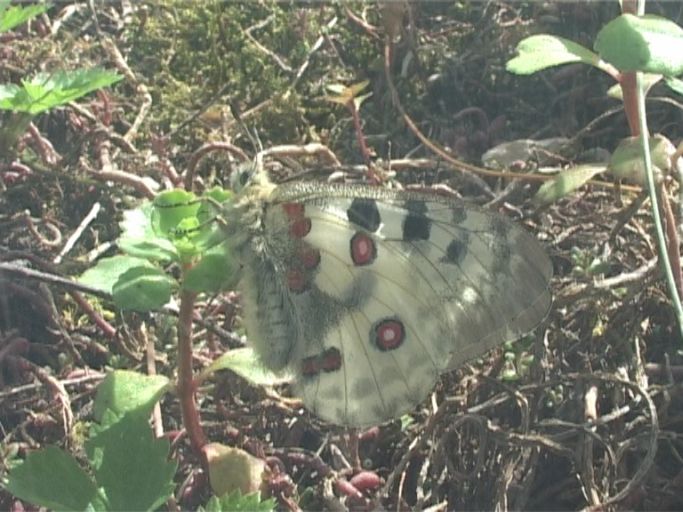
{"left": 226, "top": 177, "right": 552, "bottom": 427}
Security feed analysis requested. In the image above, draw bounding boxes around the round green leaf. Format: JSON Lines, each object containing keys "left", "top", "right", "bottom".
{"left": 152, "top": 189, "right": 200, "bottom": 236}
{"left": 595, "top": 14, "right": 683, "bottom": 75}
{"left": 183, "top": 243, "right": 239, "bottom": 293}
{"left": 200, "top": 348, "right": 291, "bottom": 387}
{"left": 608, "top": 134, "right": 674, "bottom": 184}
{"left": 507, "top": 35, "right": 601, "bottom": 75}
{"left": 78, "top": 255, "right": 156, "bottom": 294}
{"left": 112, "top": 266, "right": 175, "bottom": 311}
{"left": 93, "top": 370, "right": 170, "bottom": 422}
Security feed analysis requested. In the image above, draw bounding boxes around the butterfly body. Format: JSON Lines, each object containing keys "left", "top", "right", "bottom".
{"left": 223, "top": 171, "right": 552, "bottom": 427}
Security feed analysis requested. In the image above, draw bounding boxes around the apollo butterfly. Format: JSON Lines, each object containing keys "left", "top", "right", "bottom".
{"left": 221, "top": 166, "right": 552, "bottom": 427}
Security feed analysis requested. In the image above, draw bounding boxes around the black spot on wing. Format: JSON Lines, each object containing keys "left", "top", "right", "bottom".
{"left": 451, "top": 205, "right": 468, "bottom": 224}
{"left": 442, "top": 237, "right": 468, "bottom": 265}
{"left": 347, "top": 198, "right": 381, "bottom": 232}
{"left": 402, "top": 200, "right": 431, "bottom": 241}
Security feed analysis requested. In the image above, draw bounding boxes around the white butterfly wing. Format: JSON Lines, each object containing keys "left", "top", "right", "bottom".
{"left": 232, "top": 181, "right": 551, "bottom": 427}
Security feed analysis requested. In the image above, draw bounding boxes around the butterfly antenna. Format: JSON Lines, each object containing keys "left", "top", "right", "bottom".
{"left": 229, "top": 101, "right": 264, "bottom": 174}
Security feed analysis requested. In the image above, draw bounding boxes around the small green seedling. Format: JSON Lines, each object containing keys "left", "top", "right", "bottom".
{"left": 79, "top": 187, "right": 236, "bottom": 311}
{"left": 4, "top": 370, "right": 276, "bottom": 511}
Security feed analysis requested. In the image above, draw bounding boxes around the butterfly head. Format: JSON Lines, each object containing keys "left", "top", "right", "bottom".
{"left": 229, "top": 160, "right": 276, "bottom": 203}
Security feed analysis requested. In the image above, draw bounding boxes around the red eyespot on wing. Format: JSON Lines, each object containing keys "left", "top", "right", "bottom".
{"left": 299, "top": 246, "right": 321, "bottom": 270}
{"left": 290, "top": 217, "right": 312, "bottom": 238}
{"left": 301, "top": 348, "right": 342, "bottom": 377}
{"left": 373, "top": 318, "right": 405, "bottom": 351}
{"left": 282, "top": 203, "right": 305, "bottom": 218}
{"left": 320, "top": 347, "right": 342, "bottom": 372}
{"left": 350, "top": 232, "right": 377, "bottom": 266}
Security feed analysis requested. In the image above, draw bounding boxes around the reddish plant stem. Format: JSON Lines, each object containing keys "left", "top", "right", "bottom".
{"left": 184, "top": 142, "right": 250, "bottom": 191}
{"left": 69, "top": 290, "right": 117, "bottom": 339}
{"left": 177, "top": 288, "right": 207, "bottom": 457}
{"left": 619, "top": 73, "right": 640, "bottom": 136}
{"left": 347, "top": 102, "right": 372, "bottom": 168}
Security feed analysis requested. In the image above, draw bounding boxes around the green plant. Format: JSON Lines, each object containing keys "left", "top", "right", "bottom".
{"left": 0, "top": 2, "right": 122, "bottom": 155}
{"left": 0, "top": 68, "right": 122, "bottom": 154}
{"left": 507, "top": 2, "right": 683, "bottom": 337}
{"left": 0, "top": 0, "right": 50, "bottom": 34}
{"left": 4, "top": 372, "right": 175, "bottom": 511}
{"left": 3, "top": 371, "right": 276, "bottom": 511}
{"left": 0, "top": 68, "right": 122, "bottom": 116}
{"left": 80, "top": 188, "right": 238, "bottom": 308}
{"left": 75, "top": 186, "right": 282, "bottom": 501}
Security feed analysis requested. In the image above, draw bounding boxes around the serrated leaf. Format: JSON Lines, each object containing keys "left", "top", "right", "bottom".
{"left": 0, "top": 68, "right": 122, "bottom": 114}
{"left": 595, "top": 14, "right": 683, "bottom": 75}
{"left": 506, "top": 35, "right": 602, "bottom": 75}
{"left": 533, "top": 164, "right": 606, "bottom": 205}
{"left": 78, "top": 255, "right": 157, "bottom": 294}
{"left": 0, "top": 1, "right": 50, "bottom": 34}
{"left": 93, "top": 370, "right": 170, "bottom": 423}
{"left": 112, "top": 265, "right": 175, "bottom": 311}
{"left": 5, "top": 445, "right": 103, "bottom": 511}
{"left": 85, "top": 411, "right": 176, "bottom": 512}
{"left": 0, "top": 83, "right": 21, "bottom": 103}
{"left": 200, "top": 347, "right": 291, "bottom": 386}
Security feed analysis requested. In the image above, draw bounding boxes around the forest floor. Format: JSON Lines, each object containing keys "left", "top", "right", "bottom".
{"left": 1, "top": 2, "right": 682, "bottom": 511}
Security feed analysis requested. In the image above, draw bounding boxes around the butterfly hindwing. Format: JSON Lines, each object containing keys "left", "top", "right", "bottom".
{"left": 237, "top": 182, "right": 552, "bottom": 426}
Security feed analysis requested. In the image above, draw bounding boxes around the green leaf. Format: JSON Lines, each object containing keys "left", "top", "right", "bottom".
{"left": 0, "top": 1, "right": 50, "bottom": 34}
{"left": 86, "top": 411, "right": 177, "bottom": 512}
{"left": 4, "top": 445, "right": 103, "bottom": 511}
{"left": 93, "top": 370, "right": 170, "bottom": 423}
{"left": 199, "top": 348, "right": 291, "bottom": 386}
{"left": 0, "top": 83, "right": 21, "bottom": 103}
{"left": 204, "top": 186, "right": 233, "bottom": 204}
{"left": 608, "top": 134, "right": 675, "bottom": 184}
{"left": 183, "top": 243, "right": 239, "bottom": 293}
{"left": 533, "top": 164, "right": 606, "bottom": 205}
{"left": 152, "top": 189, "right": 201, "bottom": 236}
{"left": 119, "top": 203, "right": 178, "bottom": 262}
{"left": 594, "top": 14, "right": 683, "bottom": 75}
{"left": 506, "top": 35, "right": 602, "bottom": 75}
{"left": 0, "top": 68, "right": 122, "bottom": 114}
{"left": 112, "top": 265, "right": 175, "bottom": 311}
{"left": 78, "top": 255, "right": 158, "bottom": 294}
{"left": 151, "top": 189, "right": 230, "bottom": 261}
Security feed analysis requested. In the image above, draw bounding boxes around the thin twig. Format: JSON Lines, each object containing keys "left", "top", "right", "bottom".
{"left": 54, "top": 202, "right": 101, "bottom": 265}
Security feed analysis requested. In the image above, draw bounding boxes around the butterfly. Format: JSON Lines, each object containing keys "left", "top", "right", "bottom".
{"left": 221, "top": 166, "right": 552, "bottom": 427}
